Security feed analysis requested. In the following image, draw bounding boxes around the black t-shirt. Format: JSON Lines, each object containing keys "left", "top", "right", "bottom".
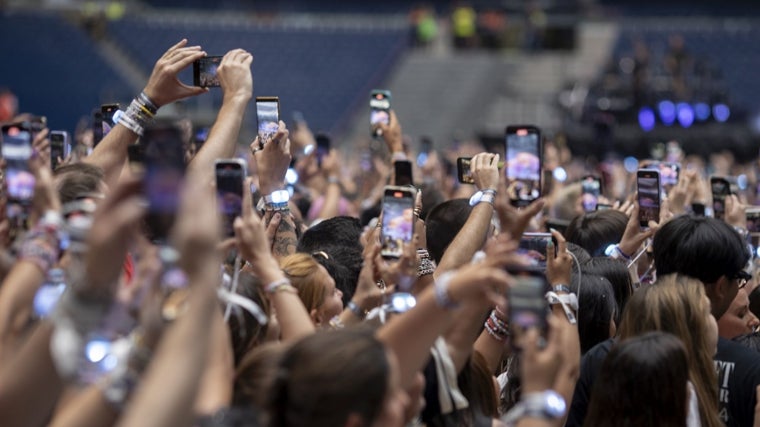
{"left": 565, "top": 338, "right": 614, "bottom": 427}
{"left": 715, "top": 337, "right": 760, "bottom": 427}
{"left": 565, "top": 337, "right": 760, "bottom": 427}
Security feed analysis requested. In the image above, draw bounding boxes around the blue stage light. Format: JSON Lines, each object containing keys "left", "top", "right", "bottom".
{"left": 676, "top": 103, "right": 694, "bottom": 128}
{"left": 694, "top": 103, "right": 711, "bottom": 121}
{"left": 713, "top": 104, "right": 730, "bottom": 122}
{"left": 658, "top": 101, "right": 676, "bottom": 126}
{"left": 638, "top": 107, "right": 656, "bottom": 131}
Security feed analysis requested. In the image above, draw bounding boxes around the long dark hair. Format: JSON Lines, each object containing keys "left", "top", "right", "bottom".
{"left": 585, "top": 332, "right": 689, "bottom": 427}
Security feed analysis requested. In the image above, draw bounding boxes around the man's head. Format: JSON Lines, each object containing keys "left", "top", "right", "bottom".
{"left": 653, "top": 215, "right": 750, "bottom": 318}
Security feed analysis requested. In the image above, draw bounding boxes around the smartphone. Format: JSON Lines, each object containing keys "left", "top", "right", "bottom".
{"left": 637, "top": 169, "right": 661, "bottom": 227}
{"left": 659, "top": 162, "right": 680, "bottom": 187}
{"left": 581, "top": 175, "right": 601, "bottom": 212}
{"left": 747, "top": 207, "right": 760, "bottom": 233}
{"left": 394, "top": 160, "right": 413, "bottom": 187}
{"left": 380, "top": 186, "right": 415, "bottom": 259}
{"left": 94, "top": 103, "right": 121, "bottom": 147}
{"left": 711, "top": 177, "right": 731, "bottom": 220}
{"left": 505, "top": 125, "right": 542, "bottom": 207}
{"left": 193, "top": 56, "right": 223, "bottom": 88}
{"left": 596, "top": 203, "right": 613, "bottom": 211}
{"left": 49, "top": 130, "right": 70, "bottom": 170}
{"left": 1, "top": 123, "right": 35, "bottom": 218}
{"left": 215, "top": 159, "right": 246, "bottom": 237}
{"left": 256, "top": 97, "right": 280, "bottom": 144}
{"left": 692, "top": 203, "right": 706, "bottom": 217}
{"left": 518, "top": 232, "right": 557, "bottom": 270}
{"left": 142, "top": 122, "right": 186, "bottom": 243}
{"left": 315, "top": 133, "right": 330, "bottom": 167}
{"left": 369, "top": 89, "right": 391, "bottom": 137}
{"left": 508, "top": 274, "right": 549, "bottom": 334}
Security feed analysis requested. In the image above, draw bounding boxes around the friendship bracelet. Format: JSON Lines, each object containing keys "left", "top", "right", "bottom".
{"left": 545, "top": 291, "right": 578, "bottom": 325}
{"left": 417, "top": 249, "right": 436, "bottom": 277}
{"left": 138, "top": 91, "right": 159, "bottom": 114}
{"left": 347, "top": 301, "right": 367, "bottom": 320}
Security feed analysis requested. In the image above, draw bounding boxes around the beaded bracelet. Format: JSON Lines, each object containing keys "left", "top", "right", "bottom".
{"left": 265, "top": 278, "right": 294, "bottom": 294}
{"left": 417, "top": 249, "right": 436, "bottom": 277}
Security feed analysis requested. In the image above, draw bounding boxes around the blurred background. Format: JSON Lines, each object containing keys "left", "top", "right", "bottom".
{"left": 1, "top": 0, "right": 760, "bottom": 160}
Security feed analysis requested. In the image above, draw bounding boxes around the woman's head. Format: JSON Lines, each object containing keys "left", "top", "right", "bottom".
{"left": 582, "top": 257, "right": 634, "bottom": 326}
{"left": 280, "top": 253, "right": 343, "bottom": 326}
{"left": 618, "top": 274, "right": 722, "bottom": 427}
{"left": 585, "top": 332, "right": 690, "bottom": 427}
{"left": 267, "top": 328, "right": 407, "bottom": 427}
{"left": 565, "top": 210, "right": 627, "bottom": 257}
{"left": 570, "top": 273, "right": 618, "bottom": 353}
{"left": 227, "top": 272, "right": 270, "bottom": 366}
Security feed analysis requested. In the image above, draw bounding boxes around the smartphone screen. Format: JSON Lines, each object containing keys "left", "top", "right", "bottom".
{"left": 315, "top": 133, "right": 330, "bottom": 167}
{"left": 505, "top": 125, "right": 541, "bottom": 207}
{"left": 1, "top": 124, "right": 35, "bottom": 215}
{"left": 457, "top": 157, "right": 474, "bottom": 184}
{"left": 711, "top": 177, "right": 731, "bottom": 220}
{"left": 193, "top": 56, "right": 223, "bottom": 88}
{"left": 50, "top": 130, "right": 70, "bottom": 170}
{"left": 417, "top": 137, "right": 432, "bottom": 167}
{"left": 659, "top": 162, "right": 680, "bottom": 187}
{"left": 142, "top": 123, "right": 186, "bottom": 243}
{"left": 394, "top": 160, "right": 413, "bottom": 187}
{"left": 581, "top": 175, "right": 601, "bottom": 212}
{"left": 637, "top": 170, "right": 661, "bottom": 227}
{"left": 256, "top": 97, "right": 280, "bottom": 144}
{"left": 518, "top": 232, "right": 556, "bottom": 270}
{"left": 370, "top": 90, "right": 391, "bottom": 136}
{"left": 508, "top": 274, "right": 549, "bottom": 334}
{"left": 380, "top": 186, "right": 415, "bottom": 258}
{"left": 747, "top": 208, "right": 760, "bottom": 233}
{"left": 215, "top": 160, "right": 246, "bottom": 237}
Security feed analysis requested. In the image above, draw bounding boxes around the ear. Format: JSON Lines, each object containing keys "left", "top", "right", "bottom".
{"left": 709, "top": 277, "right": 737, "bottom": 318}
{"left": 309, "top": 308, "right": 322, "bottom": 326}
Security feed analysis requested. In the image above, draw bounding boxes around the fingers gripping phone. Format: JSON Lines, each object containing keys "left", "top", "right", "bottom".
{"left": 505, "top": 125, "right": 542, "bottom": 207}
{"left": 581, "top": 175, "right": 602, "bottom": 212}
{"left": 1, "top": 123, "right": 34, "bottom": 219}
{"left": 457, "top": 157, "right": 505, "bottom": 185}
{"left": 256, "top": 97, "right": 280, "bottom": 145}
{"left": 711, "top": 177, "right": 731, "bottom": 220}
{"left": 369, "top": 90, "right": 391, "bottom": 137}
{"left": 518, "top": 232, "right": 558, "bottom": 270}
{"left": 637, "top": 169, "right": 661, "bottom": 227}
{"left": 216, "top": 159, "right": 246, "bottom": 237}
{"left": 193, "top": 56, "right": 223, "bottom": 88}
{"left": 747, "top": 207, "right": 760, "bottom": 234}
{"left": 142, "top": 122, "right": 186, "bottom": 244}
{"left": 380, "top": 186, "right": 415, "bottom": 259}
{"left": 94, "top": 103, "right": 121, "bottom": 147}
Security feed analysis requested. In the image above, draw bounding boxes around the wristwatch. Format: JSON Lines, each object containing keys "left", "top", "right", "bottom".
{"left": 469, "top": 189, "right": 497, "bottom": 207}
{"left": 502, "top": 390, "right": 566, "bottom": 424}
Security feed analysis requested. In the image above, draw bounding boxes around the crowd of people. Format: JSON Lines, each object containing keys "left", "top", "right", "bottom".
{"left": 2, "top": 38, "right": 760, "bottom": 427}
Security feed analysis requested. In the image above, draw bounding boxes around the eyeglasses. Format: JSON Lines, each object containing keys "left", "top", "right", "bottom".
{"left": 731, "top": 270, "right": 752, "bottom": 289}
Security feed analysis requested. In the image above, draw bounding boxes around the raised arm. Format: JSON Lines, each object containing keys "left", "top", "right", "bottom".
{"left": 435, "top": 152, "right": 500, "bottom": 275}
{"left": 85, "top": 39, "right": 207, "bottom": 188}
{"left": 187, "top": 49, "right": 253, "bottom": 181}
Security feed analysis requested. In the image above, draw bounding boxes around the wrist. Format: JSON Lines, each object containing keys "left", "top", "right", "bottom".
{"left": 223, "top": 91, "right": 252, "bottom": 104}
{"left": 141, "top": 87, "right": 164, "bottom": 108}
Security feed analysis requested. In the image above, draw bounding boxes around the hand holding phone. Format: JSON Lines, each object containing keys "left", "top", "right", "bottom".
{"left": 49, "top": 130, "right": 71, "bottom": 170}
{"left": 508, "top": 274, "right": 549, "bottom": 345}
{"left": 380, "top": 186, "right": 415, "bottom": 259}
{"left": 506, "top": 125, "right": 542, "bottom": 207}
{"left": 637, "top": 169, "right": 661, "bottom": 227}
{"left": 1, "top": 123, "right": 35, "bottom": 218}
{"left": 193, "top": 56, "right": 223, "bottom": 87}
{"left": 394, "top": 160, "right": 413, "bottom": 187}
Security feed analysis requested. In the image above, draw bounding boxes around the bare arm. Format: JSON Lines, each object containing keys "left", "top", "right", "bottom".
{"left": 187, "top": 49, "right": 253, "bottom": 181}
{"left": 85, "top": 40, "right": 206, "bottom": 188}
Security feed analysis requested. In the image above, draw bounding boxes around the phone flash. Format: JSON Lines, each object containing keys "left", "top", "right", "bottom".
{"left": 517, "top": 129, "right": 528, "bottom": 136}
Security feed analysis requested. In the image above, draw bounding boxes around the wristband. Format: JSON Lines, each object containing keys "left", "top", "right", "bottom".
{"left": 553, "top": 284, "right": 572, "bottom": 294}
{"left": 545, "top": 291, "right": 578, "bottom": 325}
{"left": 604, "top": 244, "right": 631, "bottom": 261}
{"left": 265, "top": 278, "right": 293, "bottom": 294}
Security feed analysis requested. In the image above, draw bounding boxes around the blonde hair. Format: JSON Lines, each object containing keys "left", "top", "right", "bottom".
{"left": 618, "top": 274, "right": 722, "bottom": 427}
{"left": 280, "top": 253, "right": 329, "bottom": 311}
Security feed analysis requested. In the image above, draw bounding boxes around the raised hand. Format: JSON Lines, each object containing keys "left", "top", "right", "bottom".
{"left": 143, "top": 39, "right": 209, "bottom": 107}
